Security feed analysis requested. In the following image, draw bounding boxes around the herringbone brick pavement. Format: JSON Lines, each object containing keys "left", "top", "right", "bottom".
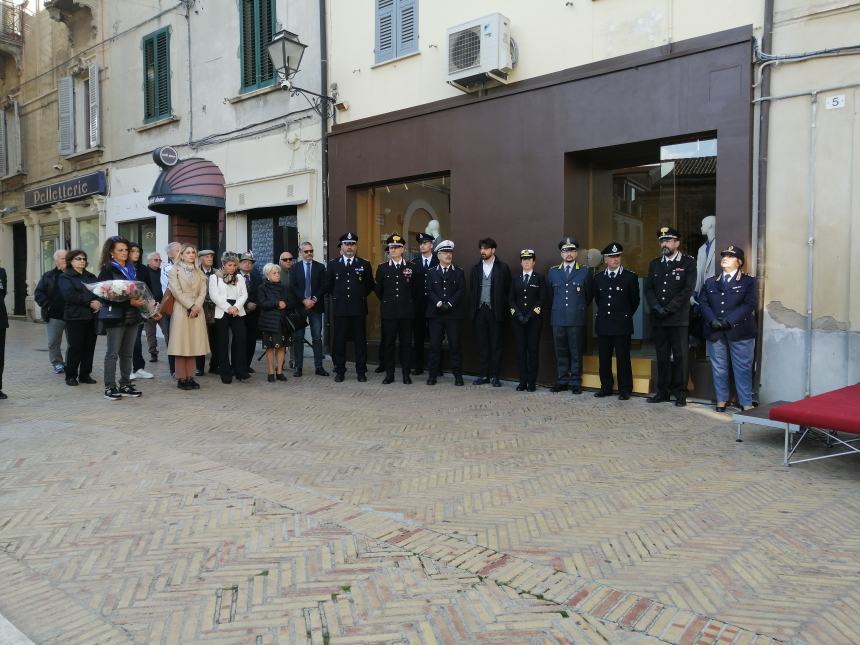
{"left": 1, "top": 320, "right": 858, "bottom": 644}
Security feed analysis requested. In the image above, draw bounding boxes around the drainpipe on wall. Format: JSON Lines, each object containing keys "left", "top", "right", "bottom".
{"left": 319, "top": 0, "right": 329, "bottom": 261}
{"left": 184, "top": 0, "right": 194, "bottom": 145}
{"left": 804, "top": 95, "right": 818, "bottom": 398}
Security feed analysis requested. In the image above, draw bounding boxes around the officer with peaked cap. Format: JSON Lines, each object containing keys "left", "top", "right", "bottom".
{"left": 546, "top": 236, "right": 593, "bottom": 394}
{"left": 509, "top": 249, "right": 547, "bottom": 392}
{"left": 411, "top": 232, "right": 438, "bottom": 375}
{"left": 323, "top": 232, "right": 375, "bottom": 381}
{"left": 593, "top": 243, "right": 640, "bottom": 400}
{"left": 426, "top": 240, "right": 465, "bottom": 386}
{"left": 644, "top": 226, "right": 697, "bottom": 406}
{"left": 699, "top": 244, "right": 757, "bottom": 412}
{"left": 374, "top": 234, "right": 421, "bottom": 384}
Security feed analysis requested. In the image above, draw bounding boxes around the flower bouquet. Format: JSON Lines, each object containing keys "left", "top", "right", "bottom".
{"left": 84, "top": 280, "right": 159, "bottom": 318}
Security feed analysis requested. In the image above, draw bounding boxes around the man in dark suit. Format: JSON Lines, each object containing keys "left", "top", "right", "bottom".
{"left": 323, "top": 232, "right": 375, "bottom": 382}
{"left": 374, "top": 234, "right": 421, "bottom": 384}
{"left": 411, "top": 232, "right": 438, "bottom": 375}
{"left": 509, "top": 249, "right": 547, "bottom": 392}
{"left": 426, "top": 240, "right": 465, "bottom": 386}
{"left": 644, "top": 226, "right": 697, "bottom": 406}
{"left": 290, "top": 241, "right": 328, "bottom": 377}
{"left": 593, "top": 242, "right": 640, "bottom": 400}
{"left": 467, "top": 238, "right": 511, "bottom": 386}
{"left": 34, "top": 250, "right": 68, "bottom": 374}
{"left": 0, "top": 266, "right": 8, "bottom": 399}
{"left": 239, "top": 252, "right": 263, "bottom": 373}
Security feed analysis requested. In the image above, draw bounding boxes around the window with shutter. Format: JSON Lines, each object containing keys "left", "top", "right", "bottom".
{"left": 240, "top": 0, "right": 276, "bottom": 93}
{"left": 143, "top": 28, "right": 171, "bottom": 123}
{"left": 375, "top": 0, "right": 418, "bottom": 64}
{"left": 0, "top": 109, "right": 7, "bottom": 178}
{"left": 57, "top": 76, "right": 75, "bottom": 156}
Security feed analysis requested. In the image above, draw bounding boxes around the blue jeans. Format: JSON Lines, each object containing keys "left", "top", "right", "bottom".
{"left": 707, "top": 337, "right": 754, "bottom": 406}
{"left": 292, "top": 310, "right": 324, "bottom": 370}
{"left": 552, "top": 325, "right": 585, "bottom": 386}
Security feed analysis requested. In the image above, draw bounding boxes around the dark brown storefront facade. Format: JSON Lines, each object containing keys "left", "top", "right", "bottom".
{"left": 328, "top": 27, "right": 754, "bottom": 395}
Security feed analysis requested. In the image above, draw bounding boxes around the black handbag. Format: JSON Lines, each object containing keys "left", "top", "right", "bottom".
{"left": 98, "top": 302, "right": 124, "bottom": 321}
{"left": 284, "top": 307, "right": 308, "bottom": 333}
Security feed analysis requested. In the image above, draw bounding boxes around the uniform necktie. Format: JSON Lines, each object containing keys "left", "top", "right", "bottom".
{"left": 609, "top": 271, "right": 616, "bottom": 280}
{"left": 424, "top": 259, "right": 429, "bottom": 269}
{"left": 565, "top": 265, "right": 571, "bottom": 277}
{"left": 304, "top": 262, "right": 312, "bottom": 298}
{"left": 443, "top": 267, "right": 447, "bottom": 276}
{"left": 347, "top": 259, "right": 352, "bottom": 269}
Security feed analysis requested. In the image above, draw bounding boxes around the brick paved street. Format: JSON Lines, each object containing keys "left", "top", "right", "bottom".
{"left": 1, "top": 320, "right": 858, "bottom": 644}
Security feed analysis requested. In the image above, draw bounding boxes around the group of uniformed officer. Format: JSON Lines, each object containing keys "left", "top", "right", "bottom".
{"left": 322, "top": 227, "right": 755, "bottom": 406}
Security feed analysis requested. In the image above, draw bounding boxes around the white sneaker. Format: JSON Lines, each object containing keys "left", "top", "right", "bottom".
{"left": 134, "top": 368, "right": 154, "bottom": 379}
{"left": 129, "top": 371, "right": 136, "bottom": 380}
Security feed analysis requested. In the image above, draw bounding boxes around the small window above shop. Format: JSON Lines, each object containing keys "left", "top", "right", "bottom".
{"left": 374, "top": 0, "right": 419, "bottom": 65}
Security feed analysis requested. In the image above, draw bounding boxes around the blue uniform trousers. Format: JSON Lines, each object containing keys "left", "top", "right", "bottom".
{"left": 707, "top": 337, "right": 754, "bottom": 407}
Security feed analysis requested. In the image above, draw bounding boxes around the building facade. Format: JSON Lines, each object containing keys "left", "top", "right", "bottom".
{"left": 325, "top": 0, "right": 860, "bottom": 402}
{"left": 0, "top": 0, "right": 326, "bottom": 320}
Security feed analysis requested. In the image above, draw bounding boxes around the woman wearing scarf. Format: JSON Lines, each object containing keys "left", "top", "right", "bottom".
{"left": 167, "top": 244, "right": 210, "bottom": 390}
{"left": 97, "top": 236, "right": 144, "bottom": 400}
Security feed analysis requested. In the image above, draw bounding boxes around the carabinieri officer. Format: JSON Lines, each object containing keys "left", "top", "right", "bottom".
{"left": 593, "top": 242, "right": 640, "bottom": 400}
{"left": 509, "top": 249, "right": 546, "bottom": 392}
{"left": 699, "top": 245, "right": 757, "bottom": 412}
{"left": 323, "top": 232, "right": 375, "bottom": 382}
{"left": 644, "top": 226, "right": 697, "bottom": 406}
{"left": 426, "top": 240, "right": 465, "bottom": 387}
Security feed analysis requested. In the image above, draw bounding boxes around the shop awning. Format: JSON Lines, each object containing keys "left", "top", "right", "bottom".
{"left": 148, "top": 157, "right": 225, "bottom": 216}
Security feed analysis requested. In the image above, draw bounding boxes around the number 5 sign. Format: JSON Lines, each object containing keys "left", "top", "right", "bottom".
{"left": 825, "top": 95, "right": 846, "bottom": 110}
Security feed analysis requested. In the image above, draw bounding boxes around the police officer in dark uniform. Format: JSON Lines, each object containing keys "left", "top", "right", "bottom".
{"left": 509, "top": 249, "right": 546, "bottom": 392}
{"left": 0, "top": 266, "right": 8, "bottom": 400}
{"left": 375, "top": 234, "right": 421, "bottom": 384}
{"left": 593, "top": 242, "right": 640, "bottom": 400}
{"left": 411, "top": 232, "right": 438, "bottom": 375}
{"left": 323, "top": 232, "right": 375, "bottom": 382}
{"left": 644, "top": 226, "right": 697, "bottom": 406}
{"left": 426, "top": 240, "right": 465, "bottom": 386}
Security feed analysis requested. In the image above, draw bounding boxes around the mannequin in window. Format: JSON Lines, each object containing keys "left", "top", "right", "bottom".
{"left": 693, "top": 215, "right": 716, "bottom": 304}
{"left": 425, "top": 220, "right": 442, "bottom": 249}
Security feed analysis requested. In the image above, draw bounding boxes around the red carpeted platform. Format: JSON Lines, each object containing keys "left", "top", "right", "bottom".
{"left": 769, "top": 382, "right": 860, "bottom": 435}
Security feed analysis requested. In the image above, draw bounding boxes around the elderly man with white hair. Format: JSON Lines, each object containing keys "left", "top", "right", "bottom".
{"left": 34, "top": 250, "right": 69, "bottom": 374}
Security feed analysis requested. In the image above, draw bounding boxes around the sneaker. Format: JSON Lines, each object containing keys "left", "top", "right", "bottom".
{"left": 129, "top": 371, "right": 136, "bottom": 380}
{"left": 104, "top": 387, "right": 122, "bottom": 401}
{"left": 133, "top": 368, "right": 154, "bottom": 379}
{"left": 53, "top": 364, "right": 65, "bottom": 374}
{"left": 118, "top": 384, "right": 142, "bottom": 398}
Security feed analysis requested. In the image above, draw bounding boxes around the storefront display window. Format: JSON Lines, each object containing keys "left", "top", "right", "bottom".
{"left": 118, "top": 218, "right": 157, "bottom": 257}
{"left": 40, "top": 223, "right": 60, "bottom": 273}
{"left": 354, "top": 174, "right": 451, "bottom": 340}
{"left": 77, "top": 218, "right": 100, "bottom": 269}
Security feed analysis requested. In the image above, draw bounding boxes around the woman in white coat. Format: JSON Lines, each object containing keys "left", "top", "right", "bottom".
{"left": 209, "top": 252, "right": 250, "bottom": 384}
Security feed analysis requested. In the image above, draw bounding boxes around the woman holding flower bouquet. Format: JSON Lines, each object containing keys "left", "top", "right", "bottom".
{"left": 97, "top": 236, "right": 145, "bottom": 400}
{"left": 167, "top": 244, "right": 210, "bottom": 391}
{"left": 58, "top": 249, "right": 101, "bottom": 386}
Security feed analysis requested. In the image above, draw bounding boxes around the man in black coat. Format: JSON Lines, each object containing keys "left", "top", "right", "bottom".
{"left": 239, "top": 252, "right": 263, "bottom": 372}
{"left": 290, "top": 241, "right": 328, "bottom": 377}
{"left": 426, "top": 240, "right": 465, "bottom": 386}
{"left": 593, "top": 243, "right": 640, "bottom": 400}
{"left": 467, "top": 238, "right": 511, "bottom": 386}
{"left": 509, "top": 249, "right": 547, "bottom": 392}
{"left": 644, "top": 226, "right": 697, "bottom": 406}
{"left": 323, "top": 232, "right": 375, "bottom": 382}
{"left": 411, "top": 232, "right": 438, "bottom": 375}
{"left": 34, "top": 250, "right": 68, "bottom": 374}
{"left": 139, "top": 251, "right": 169, "bottom": 362}
{"left": 374, "top": 234, "right": 421, "bottom": 384}
{"left": 0, "top": 266, "right": 8, "bottom": 399}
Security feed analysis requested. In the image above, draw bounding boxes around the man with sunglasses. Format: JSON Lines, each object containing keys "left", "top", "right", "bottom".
{"left": 290, "top": 242, "right": 328, "bottom": 377}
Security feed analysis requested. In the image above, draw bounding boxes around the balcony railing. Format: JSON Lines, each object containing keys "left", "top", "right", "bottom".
{"left": 0, "top": 0, "right": 24, "bottom": 46}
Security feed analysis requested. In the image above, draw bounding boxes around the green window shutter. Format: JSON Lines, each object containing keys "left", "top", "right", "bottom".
{"left": 258, "top": 0, "right": 275, "bottom": 84}
{"left": 143, "top": 29, "right": 171, "bottom": 122}
{"left": 240, "top": 0, "right": 276, "bottom": 92}
{"left": 241, "top": 0, "right": 256, "bottom": 89}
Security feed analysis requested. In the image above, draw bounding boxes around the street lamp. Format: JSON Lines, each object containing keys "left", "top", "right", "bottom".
{"left": 267, "top": 29, "right": 334, "bottom": 109}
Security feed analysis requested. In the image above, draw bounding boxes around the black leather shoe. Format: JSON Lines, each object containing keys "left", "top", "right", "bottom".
{"left": 454, "top": 376, "right": 464, "bottom": 386}
{"left": 516, "top": 383, "right": 527, "bottom": 391}
{"left": 527, "top": 384, "right": 536, "bottom": 392}
{"left": 411, "top": 368, "right": 424, "bottom": 375}
{"left": 593, "top": 391, "right": 611, "bottom": 398}
{"left": 550, "top": 383, "right": 568, "bottom": 393}
{"left": 293, "top": 369, "right": 302, "bottom": 377}
{"left": 221, "top": 376, "right": 233, "bottom": 384}
{"left": 402, "top": 375, "right": 412, "bottom": 384}
{"left": 357, "top": 374, "right": 367, "bottom": 382}
{"left": 334, "top": 373, "right": 345, "bottom": 382}
{"left": 315, "top": 367, "right": 330, "bottom": 377}
{"left": 189, "top": 379, "right": 201, "bottom": 389}
{"left": 0, "top": 391, "right": 7, "bottom": 399}
{"left": 715, "top": 404, "right": 727, "bottom": 412}
{"left": 618, "top": 393, "right": 631, "bottom": 401}
{"left": 79, "top": 375, "right": 97, "bottom": 384}
{"left": 247, "top": 367, "right": 256, "bottom": 374}
{"left": 646, "top": 393, "right": 670, "bottom": 403}
{"left": 473, "top": 377, "right": 490, "bottom": 385}
{"left": 491, "top": 378, "right": 502, "bottom": 387}
{"left": 570, "top": 385, "right": 582, "bottom": 394}
{"left": 149, "top": 353, "right": 158, "bottom": 362}
{"left": 276, "top": 373, "right": 287, "bottom": 381}
{"left": 675, "top": 397, "right": 687, "bottom": 407}
{"left": 426, "top": 377, "right": 437, "bottom": 385}
{"left": 65, "top": 378, "right": 79, "bottom": 386}
{"left": 268, "top": 374, "right": 275, "bottom": 383}
{"left": 382, "top": 376, "right": 395, "bottom": 384}
{"left": 374, "top": 365, "right": 386, "bottom": 373}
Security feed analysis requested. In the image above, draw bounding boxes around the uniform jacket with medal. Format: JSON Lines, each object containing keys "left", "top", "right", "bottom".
{"left": 644, "top": 253, "right": 697, "bottom": 327}
{"left": 508, "top": 272, "right": 547, "bottom": 323}
{"left": 593, "top": 267, "right": 640, "bottom": 335}
{"left": 547, "top": 262, "right": 593, "bottom": 326}
{"left": 699, "top": 272, "right": 757, "bottom": 342}
{"left": 426, "top": 264, "right": 466, "bottom": 319}
{"left": 374, "top": 259, "right": 422, "bottom": 319}
{"left": 323, "top": 255, "right": 374, "bottom": 316}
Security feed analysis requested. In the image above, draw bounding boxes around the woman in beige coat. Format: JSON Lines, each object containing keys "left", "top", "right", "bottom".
{"left": 168, "top": 244, "right": 210, "bottom": 390}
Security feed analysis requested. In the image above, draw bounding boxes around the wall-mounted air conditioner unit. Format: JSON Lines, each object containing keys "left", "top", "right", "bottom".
{"left": 447, "top": 13, "right": 517, "bottom": 93}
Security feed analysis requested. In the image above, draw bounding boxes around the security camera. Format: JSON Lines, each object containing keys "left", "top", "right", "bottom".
{"left": 279, "top": 78, "right": 292, "bottom": 91}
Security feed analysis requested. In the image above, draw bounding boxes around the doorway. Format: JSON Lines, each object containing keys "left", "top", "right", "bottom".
{"left": 12, "top": 222, "right": 27, "bottom": 315}
{"left": 246, "top": 206, "right": 298, "bottom": 264}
